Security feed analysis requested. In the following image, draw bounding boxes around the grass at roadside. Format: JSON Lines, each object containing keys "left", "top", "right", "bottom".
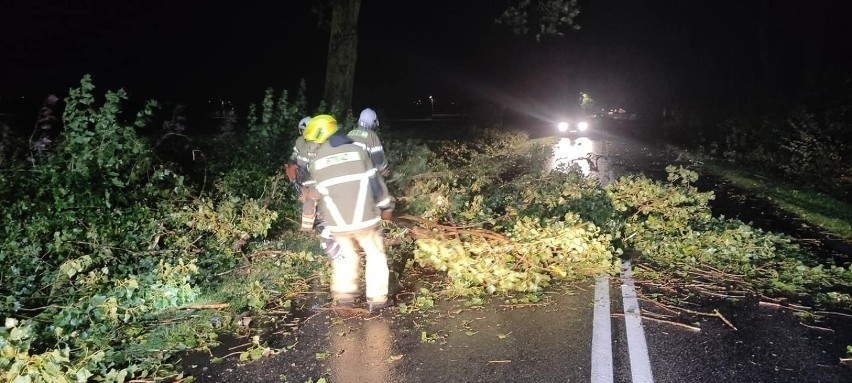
{"left": 702, "top": 162, "right": 852, "bottom": 241}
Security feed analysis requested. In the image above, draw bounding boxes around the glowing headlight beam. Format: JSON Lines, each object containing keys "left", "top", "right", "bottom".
{"left": 557, "top": 122, "right": 569, "bottom": 132}
{"left": 577, "top": 121, "right": 589, "bottom": 131}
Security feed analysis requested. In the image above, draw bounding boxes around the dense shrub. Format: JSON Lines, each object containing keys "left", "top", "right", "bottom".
{"left": 714, "top": 108, "right": 850, "bottom": 201}
{"left": 0, "top": 76, "right": 299, "bottom": 381}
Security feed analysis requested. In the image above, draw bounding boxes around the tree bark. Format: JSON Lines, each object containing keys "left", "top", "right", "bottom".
{"left": 323, "top": 0, "right": 360, "bottom": 113}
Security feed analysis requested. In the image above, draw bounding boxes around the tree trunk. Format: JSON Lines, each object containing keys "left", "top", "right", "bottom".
{"left": 756, "top": 0, "right": 771, "bottom": 111}
{"left": 323, "top": 0, "right": 360, "bottom": 113}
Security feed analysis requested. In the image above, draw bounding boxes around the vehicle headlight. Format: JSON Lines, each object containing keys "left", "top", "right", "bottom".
{"left": 577, "top": 121, "right": 589, "bottom": 131}
{"left": 557, "top": 122, "right": 569, "bottom": 132}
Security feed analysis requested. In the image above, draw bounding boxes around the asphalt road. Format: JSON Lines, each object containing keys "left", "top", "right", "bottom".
{"left": 181, "top": 127, "right": 852, "bottom": 383}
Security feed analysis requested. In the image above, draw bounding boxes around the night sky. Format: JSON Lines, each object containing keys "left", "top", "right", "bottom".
{"left": 2, "top": 1, "right": 850, "bottom": 117}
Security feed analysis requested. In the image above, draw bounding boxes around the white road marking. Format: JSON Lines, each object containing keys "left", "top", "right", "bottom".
{"left": 591, "top": 275, "right": 614, "bottom": 383}
{"left": 621, "top": 260, "right": 655, "bottom": 383}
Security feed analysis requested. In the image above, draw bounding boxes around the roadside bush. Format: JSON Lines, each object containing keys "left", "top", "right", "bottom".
{"left": 199, "top": 86, "right": 312, "bottom": 234}
{"left": 714, "top": 107, "right": 850, "bottom": 201}
{"left": 0, "top": 76, "right": 291, "bottom": 381}
{"left": 778, "top": 110, "right": 845, "bottom": 193}
{"left": 607, "top": 165, "right": 852, "bottom": 307}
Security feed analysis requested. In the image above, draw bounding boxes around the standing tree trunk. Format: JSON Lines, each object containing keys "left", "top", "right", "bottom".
{"left": 323, "top": 0, "right": 360, "bottom": 113}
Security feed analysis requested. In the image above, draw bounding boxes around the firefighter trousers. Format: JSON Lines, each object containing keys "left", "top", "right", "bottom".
{"left": 330, "top": 227, "right": 389, "bottom": 304}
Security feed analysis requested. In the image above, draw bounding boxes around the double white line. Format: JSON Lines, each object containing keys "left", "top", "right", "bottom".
{"left": 591, "top": 260, "right": 655, "bottom": 383}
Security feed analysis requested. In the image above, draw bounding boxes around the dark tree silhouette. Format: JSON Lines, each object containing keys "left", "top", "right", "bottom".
{"left": 317, "top": 0, "right": 581, "bottom": 112}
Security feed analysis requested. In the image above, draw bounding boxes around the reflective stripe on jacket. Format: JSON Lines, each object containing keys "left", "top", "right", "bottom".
{"left": 347, "top": 129, "right": 387, "bottom": 171}
{"left": 291, "top": 137, "right": 320, "bottom": 183}
{"left": 291, "top": 137, "right": 319, "bottom": 168}
{"left": 308, "top": 141, "right": 393, "bottom": 234}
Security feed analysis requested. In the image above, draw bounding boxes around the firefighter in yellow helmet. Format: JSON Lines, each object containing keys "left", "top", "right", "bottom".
{"left": 293, "top": 116, "right": 342, "bottom": 261}
{"left": 303, "top": 114, "right": 395, "bottom": 313}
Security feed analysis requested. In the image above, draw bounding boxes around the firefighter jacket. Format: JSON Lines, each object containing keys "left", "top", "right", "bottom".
{"left": 307, "top": 134, "right": 394, "bottom": 234}
{"left": 291, "top": 136, "right": 319, "bottom": 183}
{"left": 347, "top": 128, "right": 388, "bottom": 172}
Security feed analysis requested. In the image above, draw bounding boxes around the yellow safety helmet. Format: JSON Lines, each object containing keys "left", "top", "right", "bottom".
{"left": 303, "top": 114, "right": 339, "bottom": 144}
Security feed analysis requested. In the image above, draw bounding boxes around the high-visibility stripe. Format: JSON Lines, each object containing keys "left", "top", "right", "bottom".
{"left": 377, "top": 198, "right": 391, "bottom": 208}
{"left": 368, "top": 146, "right": 384, "bottom": 153}
{"left": 320, "top": 194, "right": 349, "bottom": 228}
{"left": 353, "top": 176, "right": 368, "bottom": 224}
{"left": 313, "top": 151, "right": 362, "bottom": 171}
{"left": 314, "top": 166, "right": 380, "bottom": 232}
{"left": 316, "top": 169, "right": 376, "bottom": 189}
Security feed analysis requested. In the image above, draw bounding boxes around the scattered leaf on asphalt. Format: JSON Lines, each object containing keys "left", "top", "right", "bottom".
{"left": 315, "top": 351, "right": 331, "bottom": 360}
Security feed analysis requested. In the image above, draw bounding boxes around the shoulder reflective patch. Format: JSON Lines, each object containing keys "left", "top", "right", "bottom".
{"left": 313, "top": 151, "right": 362, "bottom": 171}
{"left": 348, "top": 130, "right": 368, "bottom": 138}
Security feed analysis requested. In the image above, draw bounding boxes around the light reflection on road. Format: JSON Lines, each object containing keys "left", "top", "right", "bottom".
{"left": 550, "top": 136, "right": 615, "bottom": 184}
{"left": 328, "top": 316, "right": 393, "bottom": 382}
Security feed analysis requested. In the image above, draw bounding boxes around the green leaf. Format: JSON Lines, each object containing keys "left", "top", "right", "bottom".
{"left": 315, "top": 352, "right": 331, "bottom": 360}
{"left": 76, "top": 367, "right": 93, "bottom": 383}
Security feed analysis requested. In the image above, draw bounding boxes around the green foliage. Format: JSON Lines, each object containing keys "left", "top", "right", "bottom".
{"left": 607, "top": 166, "right": 852, "bottom": 306}
{"left": 778, "top": 110, "right": 844, "bottom": 189}
{"left": 0, "top": 77, "right": 314, "bottom": 382}
{"left": 714, "top": 108, "right": 850, "bottom": 200}
{"left": 397, "top": 288, "right": 436, "bottom": 315}
{"left": 389, "top": 130, "right": 617, "bottom": 296}
{"left": 201, "top": 86, "right": 313, "bottom": 234}
{"left": 496, "top": 0, "right": 582, "bottom": 41}
{"left": 413, "top": 214, "right": 615, "bottom": 296}
{"left": 390, "top": 131, "right": 850, "bottom": 309}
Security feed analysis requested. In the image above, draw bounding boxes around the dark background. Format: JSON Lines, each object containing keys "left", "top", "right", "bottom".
{"left": 2, "top": 1, "right": 851, "bottom": 121}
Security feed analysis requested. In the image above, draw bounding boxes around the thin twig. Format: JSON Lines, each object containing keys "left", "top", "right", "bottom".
{"left": 612, "top": 313, "right": 701, "bottom": 332}
{"left": 758, "top": 301, "right": 809, "bottom": 313}
{"left": 714, "top": 309, "right": 738, "bottom": 331}
{"left": 814, "top": 310, "right": 852, "bottom": 319}
{"left": 694, "top": 289, "right": 746, "bottom": 299}
{"left": 178, "top": 303, "right": 230, "bottom": 310}
{"left": 498, "top": 302, "right": 548, "bottom": 308}
{"left": 218, "top": 351, "right": 245, "bottom": 360}
{"left": 641, "top": 311, "right": 677, "bottom": 321}
{"left": 637, "top": 295, "right": 681, "bottom": 314}
{"left": 798, "top": 322, "right": 835, "bottom": 333}
{"left": 228, "top": 342, "right": 252, "bottom": 351}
